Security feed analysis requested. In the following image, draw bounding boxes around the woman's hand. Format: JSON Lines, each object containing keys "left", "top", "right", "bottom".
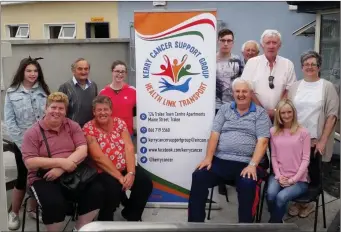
{"left": 279, "top": 176, "right": 291, "bottom": 187}
{"left": 59, "top": 159, "right": 77, "bottom": 172}
{"left": 44, "top": 168, "right": 65, "bottom": 181}
{"left": 122, "top": 173, "right": 135, "bottom": 190}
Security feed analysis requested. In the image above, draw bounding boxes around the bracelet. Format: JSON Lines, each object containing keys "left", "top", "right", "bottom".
{"left": 127, "top": 171, "right": 135, "bottom": 176}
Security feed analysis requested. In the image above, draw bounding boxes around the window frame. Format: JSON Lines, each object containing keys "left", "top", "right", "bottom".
{"left": 5, "top": 24, "right": 30, "bottom": 39}
{"left": 43, "top": 23, "right": 77, "bottom": 39}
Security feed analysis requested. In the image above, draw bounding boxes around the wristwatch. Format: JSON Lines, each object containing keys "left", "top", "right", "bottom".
{"left": 127, "top": 172, "right": 135, "bottom": 176}
{"left": 249, "top": 161, "right": 257, "bottom": 167}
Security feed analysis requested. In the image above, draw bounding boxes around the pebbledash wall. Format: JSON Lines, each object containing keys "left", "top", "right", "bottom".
{"left": 117, "top": 1, "right": 316, "bottom": 77}
{"left": 2, "top": 39, "right": 130, "bottom": 92}
{"left": 1, "top": 39, "right": 130, "bottom": 117}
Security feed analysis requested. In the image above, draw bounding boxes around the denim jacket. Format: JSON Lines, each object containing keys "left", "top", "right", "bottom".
{"left": 4, "top": 83, "right": 47, "bottom": 149}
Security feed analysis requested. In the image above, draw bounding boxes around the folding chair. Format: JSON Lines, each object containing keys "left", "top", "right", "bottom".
{"left": 257, "top": 152, "right": 327, "bottom": 232}
{"left": 292, "top": 153, "right": 326, "bottom": 232}
{"left": 21, "top": 189, "right": 78, "bottom": 232}
{"left": 206, "top": 159, "right": 270, "bottom": 222}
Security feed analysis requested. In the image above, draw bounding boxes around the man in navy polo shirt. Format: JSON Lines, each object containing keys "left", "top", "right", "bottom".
{"left": 188, "top": 78, "right": 271, "bottom": 223}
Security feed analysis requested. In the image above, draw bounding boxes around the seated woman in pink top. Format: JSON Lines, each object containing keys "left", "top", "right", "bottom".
{"left": 21, "top": 92, "right": 103, "bottom": 232}
{"left": 267, "top": 99, "right": 311, "bottom": 223}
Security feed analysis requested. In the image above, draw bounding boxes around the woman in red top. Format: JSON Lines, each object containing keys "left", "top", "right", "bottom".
{"left": 99, "top": 60, "right": 136, "bottom": 138}
{"left": 83, "top": 95, "right": 152, "bottom": 221}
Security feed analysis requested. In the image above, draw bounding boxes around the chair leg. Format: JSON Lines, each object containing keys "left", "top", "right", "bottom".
{"left": 21, "top": 197, "right": 30, "bottom": 232}
{"left": 225, "top": 187, "right": 229, "bottom": 202}
{"left": 36, "top": 203, "right": 40, "bottom": 232}
{"left": 62, "top": 217, "right": 73, "bottom": 232}
{"left": 257, "top": 181, "right": 267, "bottom": 223}
{"left": 321, "top": 191, "right": 327, "bottom": 228}
{"left": 207, "top": 188, "right": 214, "bottom": 220}
{"left": 314, "top": 199, "right": 319, "bottom": 232}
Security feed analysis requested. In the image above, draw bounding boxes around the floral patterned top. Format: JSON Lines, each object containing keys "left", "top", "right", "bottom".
{"left": 83, "top": 117, "right": 127, "bottom": 172}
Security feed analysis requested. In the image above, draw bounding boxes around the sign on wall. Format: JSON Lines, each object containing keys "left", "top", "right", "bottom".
{"left": 135, "top": 10, "right": 217, "bottom": 206}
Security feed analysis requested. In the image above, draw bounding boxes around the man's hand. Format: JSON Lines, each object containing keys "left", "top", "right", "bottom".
{"left": 123, "top": 173, "right": 135, "bottom": 191}
{"left": 197, "top": 158, "right": 212, "bottom": 171}
{"left": 59, "top": 159, "right": 77, "bottom": 173}
{"left": 240, "top": 165, "right": 257, "bottom": 181}
{"left": 44, "top": 168, "right": 64, "bottom": 181}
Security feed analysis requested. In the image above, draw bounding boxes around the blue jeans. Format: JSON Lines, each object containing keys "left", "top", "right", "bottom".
{"left": 266, "top": 175, "right": 308, "bottom": 223}
{"left": 188, "top": 157, "right": 266, "bottom": 223}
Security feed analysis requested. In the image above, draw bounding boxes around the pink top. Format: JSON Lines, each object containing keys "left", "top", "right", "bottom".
{"left": 22, "top": 118, "right": 87, "bottom": 187}
{"left": 270, "top": 126, "right": 311, "bottom": 184}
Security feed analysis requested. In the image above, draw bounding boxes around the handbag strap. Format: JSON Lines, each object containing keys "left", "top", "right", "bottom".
{"left": 39, "top": 123, "right": 52, "bottom": 158}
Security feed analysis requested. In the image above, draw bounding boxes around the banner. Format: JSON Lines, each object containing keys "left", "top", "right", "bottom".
{"left": 135, "top": 10, "right": 217, "bottom": 206}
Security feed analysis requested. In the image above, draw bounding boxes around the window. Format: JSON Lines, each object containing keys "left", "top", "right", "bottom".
{"left": 6, "top": 24, "right": 29, "bottom": 39}
{"left": 320, "top": 12, "right": 340, "bottom": 134}
{"left": 320, "top": 13, "right": 340, "bottom": 85}
{"left": 85, "top": 22, "right": 109, "bottom": 38}
{"left": 45, "top": 24, "right": 76, "bottom": 39}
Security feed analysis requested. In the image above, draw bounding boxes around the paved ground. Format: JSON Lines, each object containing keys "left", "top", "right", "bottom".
{"left": 3, "top": 149, "right": 340, "bottom": 232}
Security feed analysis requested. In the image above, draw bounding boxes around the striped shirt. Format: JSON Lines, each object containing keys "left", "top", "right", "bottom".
{"left": 212, "top": 101, "right": 271, "bottom": 163}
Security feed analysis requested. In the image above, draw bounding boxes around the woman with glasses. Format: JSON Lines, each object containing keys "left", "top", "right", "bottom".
{"left": 99, "top": 60, "right": 136, "bottom": 139}
{"left": 287, "top": 50, "right": 339, "bottom": 218}
{"left": 99, "top": 60, "right": 136, "bottom": 207}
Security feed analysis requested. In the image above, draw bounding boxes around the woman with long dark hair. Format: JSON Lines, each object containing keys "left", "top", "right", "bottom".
{"left": 4, "top": 56, "right": 50, "bottom": 230}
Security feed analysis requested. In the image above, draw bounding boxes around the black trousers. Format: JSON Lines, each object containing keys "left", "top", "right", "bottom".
{"left": 13, "top": 143, "right": 27, "bottom": 190}
{"left": 97, "top": 165, "right": 153, "bottom": 221}
{"left": 31, "top": 178, "right": 103, "bottom": 225}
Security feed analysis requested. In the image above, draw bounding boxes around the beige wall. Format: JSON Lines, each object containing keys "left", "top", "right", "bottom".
{"left": 1, "top": 2, "right": 118, "bottom": 39}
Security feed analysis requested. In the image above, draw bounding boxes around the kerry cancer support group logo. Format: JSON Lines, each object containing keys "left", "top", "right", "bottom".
{"left": 142, "top": 41, "right": 210, "bottom": 108}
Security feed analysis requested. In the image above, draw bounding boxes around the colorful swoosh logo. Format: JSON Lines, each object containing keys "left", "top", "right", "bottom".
{"left": 137, "top": 18, "right": 215, "bottom": 41}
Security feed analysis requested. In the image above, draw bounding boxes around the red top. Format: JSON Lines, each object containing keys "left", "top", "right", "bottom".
{"left": 99, "top": 84, "right": 136, "bottom": 135}
{"left": 83, "top": 118, "right": 127, "bottom": 172}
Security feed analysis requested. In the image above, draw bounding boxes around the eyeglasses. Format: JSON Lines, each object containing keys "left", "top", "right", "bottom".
{"left": 268, "top": 76, "right": 275, "bottom": 89}
{"left": 219, "top": 39, "right": 234, "bottom": 44}
{"left": 303, "top": 63, "right": 318, "bottom": 68}
{"left": 113, "top": 70, "right": 126, "bottom": 74}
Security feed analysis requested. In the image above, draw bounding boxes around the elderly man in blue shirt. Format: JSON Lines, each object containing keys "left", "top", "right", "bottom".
{"left": 188, "top": 78, "right": 271, "bottom": 223}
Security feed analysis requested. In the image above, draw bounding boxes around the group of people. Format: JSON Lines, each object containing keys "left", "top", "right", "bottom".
{"left": 188, "top": 28, "right": 339, "bottom": 223}
{"left": 3, "top": 26, "right": 339, "bottom": 231}
{"left": 5, "top": 57, "right": 152, "bottom": 231}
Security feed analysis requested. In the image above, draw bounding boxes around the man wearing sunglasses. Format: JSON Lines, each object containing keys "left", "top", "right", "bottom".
{"left": 241, "top": 29, "right": 296, "bottom": 121}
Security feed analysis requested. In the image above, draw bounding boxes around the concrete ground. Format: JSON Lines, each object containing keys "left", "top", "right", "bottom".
{"left": 3, "top": 149, "right": 340, "bottom": 231}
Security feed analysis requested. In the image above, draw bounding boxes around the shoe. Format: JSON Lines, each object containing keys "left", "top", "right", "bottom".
{"left": 218, "top": 184, "right": 227, "bottom": 195}
{"left": 288, "top": 202, "right": 300, "bottom": 216}
{"left": 298, "top": 202, "right": 315, "bottom": 218}
{"left": 27, "top": 209, "right": 43, "bottom": 224}
{"left": 8, "top": 211, "right": 20, "bottom": 230}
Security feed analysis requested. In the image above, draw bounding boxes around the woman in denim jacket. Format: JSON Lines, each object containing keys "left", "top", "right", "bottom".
{"left": 4, "top": 57, "right": 50, "bottom": 230}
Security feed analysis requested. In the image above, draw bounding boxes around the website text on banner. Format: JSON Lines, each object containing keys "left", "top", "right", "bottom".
{"left": 135, "top": 10, "right": 217, "bottom": 206}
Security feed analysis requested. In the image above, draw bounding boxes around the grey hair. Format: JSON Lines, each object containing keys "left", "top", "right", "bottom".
{"left": 241, "top": 40, "right": 260, "bottom": 52}
{"left": 232, "top": 78, "right": 253, "bottom": 91}
{"left": 300, "top": 50, "right": 322, "bottom": 68}
{"left": 71, "top": 58, "right": 90, "bottom": 71}
{"left": 260, "top": 29, "right": 282, "bottom": 44}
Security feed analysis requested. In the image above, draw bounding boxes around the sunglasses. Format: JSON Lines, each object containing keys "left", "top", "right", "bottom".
{"left": 268, "top": 76, "right": 275, "bottom": 89}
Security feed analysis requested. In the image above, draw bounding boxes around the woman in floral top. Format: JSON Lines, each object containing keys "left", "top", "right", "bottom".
{"left": 83, "top": 95, "right": 152, "bottom": 221}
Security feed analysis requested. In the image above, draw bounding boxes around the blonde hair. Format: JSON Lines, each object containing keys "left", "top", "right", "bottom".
{"left": 46, "top": 92, "right": 69, "bottom": 108}
{"left": 273, "top": 99, "right": 300, "bottom": 136}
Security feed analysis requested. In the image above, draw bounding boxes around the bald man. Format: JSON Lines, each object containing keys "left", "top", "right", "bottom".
{"left": 241, "top": 40, "right": 260, "bottom": 64}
